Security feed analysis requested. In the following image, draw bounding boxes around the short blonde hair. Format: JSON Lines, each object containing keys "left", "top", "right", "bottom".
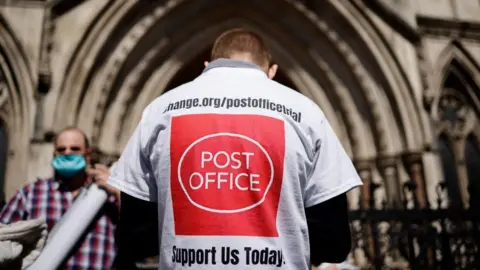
{"left": 211, "top": 28, "right": 272, "bottom": 67}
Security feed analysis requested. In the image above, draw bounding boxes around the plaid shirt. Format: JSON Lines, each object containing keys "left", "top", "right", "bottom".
{"left": 0, "top": 178, "right": 117, "bottom": 269}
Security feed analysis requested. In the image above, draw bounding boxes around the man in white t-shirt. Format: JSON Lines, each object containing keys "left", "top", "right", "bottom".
{"left": 108, "top": 28, "right": 362, "bottom": 270}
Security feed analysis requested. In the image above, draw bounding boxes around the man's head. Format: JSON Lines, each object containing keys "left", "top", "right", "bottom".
{"left": 52, "top": 127, "right": 91, "bottom": 179}
{"left": 206, "top": 28, "right": 278, "bottom": 79}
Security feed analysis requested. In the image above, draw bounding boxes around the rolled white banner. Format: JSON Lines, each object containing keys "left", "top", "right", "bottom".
{"left": 26, "top": 184, "right": 108, "bottom": 270}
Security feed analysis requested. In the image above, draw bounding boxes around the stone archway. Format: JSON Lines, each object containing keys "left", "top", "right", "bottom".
{"left": 0, "top": 15, "right": 36, "bottom": 198}
{"left": 49, "top": 0, "right": 429, "bottom": 210}
{"left": 431, "top": 43, "right": 480, "bottom": 209}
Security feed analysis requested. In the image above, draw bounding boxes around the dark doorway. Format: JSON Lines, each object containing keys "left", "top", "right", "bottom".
{"left": 438, "top": 134, "right": 462, "bottom": 208}
{"left": 465, "top": 134, "right": 480, "bottom": 210}
{"left": 165, "top": 47, "right": 297, "bottom": 91}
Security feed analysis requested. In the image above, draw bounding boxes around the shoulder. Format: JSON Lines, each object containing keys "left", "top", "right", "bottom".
{"left": 134, "top": 82, "right": 192, "bottom": 121}
{"left": 264, "top": 79, "right": 327, "bottom": 125}
{"left": 21, "top": 178, "right": 55, "bottom": 194}
{"left": 151, "top": 81, "right": 195, "bottom": 106}
{"left": 4, "top": 178, "right": 52, "bottom": 205}
{"left": 267, "top": 79, "right": 325, "bottom": 111}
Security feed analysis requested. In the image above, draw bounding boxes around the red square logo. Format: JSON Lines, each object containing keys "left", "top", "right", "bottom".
{"left": 170, "top": 114, "right": 285, "bottom": 237}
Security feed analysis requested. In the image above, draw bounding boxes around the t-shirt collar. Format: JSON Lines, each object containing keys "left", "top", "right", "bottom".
{"left": 203, "top": 58, "right": 264, "bottom": 73}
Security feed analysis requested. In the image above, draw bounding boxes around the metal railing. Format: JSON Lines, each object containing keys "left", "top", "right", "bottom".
{"left": 349, "top": 182, "right": 480, "bottom": 269}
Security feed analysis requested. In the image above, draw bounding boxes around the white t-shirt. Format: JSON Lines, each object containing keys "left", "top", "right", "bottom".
{"left": 108, "top": 60, "right": 363, "bottom": 270}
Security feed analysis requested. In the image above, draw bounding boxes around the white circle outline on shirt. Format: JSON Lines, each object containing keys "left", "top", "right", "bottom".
{"left": 177, "top": 132, "right": 275, "bottom": 214}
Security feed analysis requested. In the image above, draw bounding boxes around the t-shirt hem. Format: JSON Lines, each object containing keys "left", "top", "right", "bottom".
{"left": 305, "top": 178, "right": 363, "bottom": 208}
{"left": 107, "top": 177, "right": 152, "bottom": 202}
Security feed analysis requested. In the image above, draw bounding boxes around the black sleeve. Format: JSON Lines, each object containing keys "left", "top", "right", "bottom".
{"left": 114, "top": 192, "right": 159, "bottom": 270}
{"left": 306, "top": 193, "right": 352, "bottom": 266}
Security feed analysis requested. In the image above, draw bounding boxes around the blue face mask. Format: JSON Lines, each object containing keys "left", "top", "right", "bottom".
{"left": 51, "top": 154, "right": 87, "bottom": 178}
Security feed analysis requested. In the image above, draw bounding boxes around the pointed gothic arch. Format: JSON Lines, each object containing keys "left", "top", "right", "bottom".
{"left": 0, "top": 15, "right": 36, "bottom": 198}
{"left": 54, "top": 0, "right": 423, "bottom": 153}
{"left": 433, "top": 41, "right": 480, "bottom": 113}
{"left": 432, "top": 43, "right": 480, "bottom": 208}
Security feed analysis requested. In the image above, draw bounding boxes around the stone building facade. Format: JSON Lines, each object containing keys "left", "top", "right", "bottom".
{"left": 0, "top": 0, "right": 479, "bottom": 266}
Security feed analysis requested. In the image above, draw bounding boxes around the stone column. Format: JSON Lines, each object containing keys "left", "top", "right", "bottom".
{"left": 354, "top": 160, "right": 373, "bottom": 209}
{"left": 453, "top": 139, "right": 470, "bottom": 209}
{"left": 378, "top": 157, "right": 401, "bottom": 209}
{"left": 352, "top": 160, "right": 374, "bottom": 268}
{"left": 403, "top": 153, "right": 428, "bottom": 208}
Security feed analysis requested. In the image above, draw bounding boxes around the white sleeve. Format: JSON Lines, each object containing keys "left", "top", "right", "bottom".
{"left": 107, "top": 106, "right": 157, "bottom": 202}
{"left": 304, "top": 118, "right": 363, "bottom": 208}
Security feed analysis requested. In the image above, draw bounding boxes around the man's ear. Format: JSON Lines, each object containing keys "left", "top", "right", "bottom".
{"left": 84, "top": 148, "right": 92, "bottom": 165}
{"left": 204, "top": 61, "right": 209, "bottom": 68}
{"left": 268, "top": 64, "right": 278, "bottom": 79}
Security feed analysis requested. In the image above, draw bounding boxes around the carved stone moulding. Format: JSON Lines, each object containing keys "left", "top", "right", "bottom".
{"left": 417, "top": 16, "right": 480, "bottom": 41}
{"left": 0, "top": 81, "right": 9, "bottom": 111}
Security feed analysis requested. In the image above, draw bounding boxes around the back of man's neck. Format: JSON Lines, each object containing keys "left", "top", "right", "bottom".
{"left": 228, "top": 53, "right": 255, "bottom": 64}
